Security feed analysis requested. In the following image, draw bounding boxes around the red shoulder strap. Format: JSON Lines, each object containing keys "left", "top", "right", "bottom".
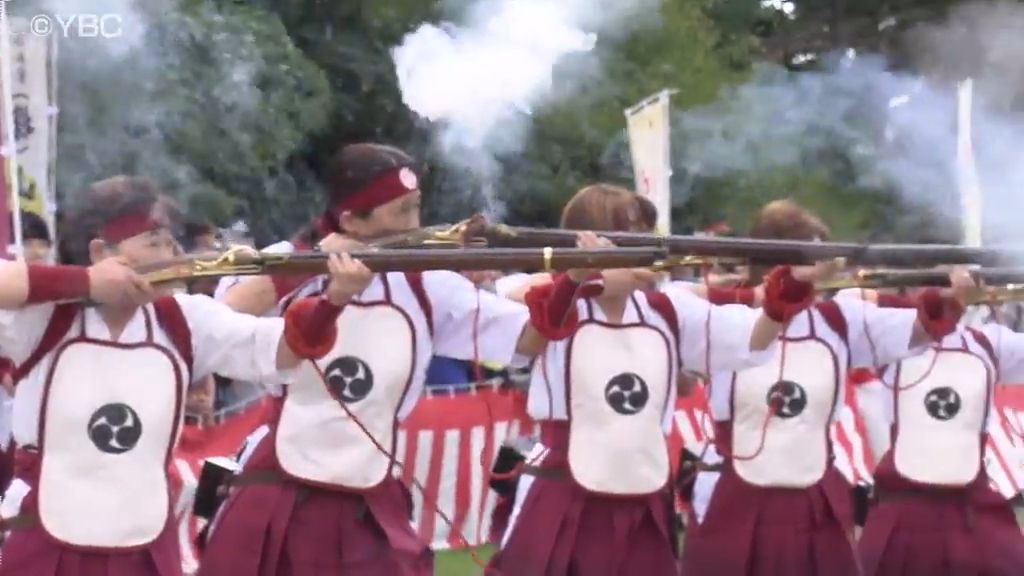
{"left": 14, "top": 304, "right": 79, "bottom": 383}
{"left": 404, "top": 272, "right": 434, "bottom": 337}
{"left": 645, "top": 291, "right": 681, "bottom": 352}
{"left": 816, "top": 300, "right": 849, "bottom": 345}
{"left": 967, "top": 327, "right": 998, "bottom": 369}
{"left": 278, "top": 275, "right": 324, "bottom": 314}
{"left": 152, "top": 296, "right": 195, "bottom": 379}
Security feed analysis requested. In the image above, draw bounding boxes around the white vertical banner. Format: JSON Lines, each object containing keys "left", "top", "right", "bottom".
{"left": 625, "top": 90, "right": 674, "bottom": 234}
{"left": 957, "top": 78, "right": 982, "bottom": 248}
{"left": 0, "top": 9, "right": 21, "bottom": 257}
{"left": 0, "top": 17, "right": 57, "bottom": 250}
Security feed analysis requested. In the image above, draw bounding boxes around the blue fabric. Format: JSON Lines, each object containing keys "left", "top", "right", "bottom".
{"left": 425, "top": 356, "right": 474, "bottom": 386}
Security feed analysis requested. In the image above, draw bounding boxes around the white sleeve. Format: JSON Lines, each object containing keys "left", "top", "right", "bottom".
{"left": 853, "top": 378, "right": 893, "bottom": 463}
{"left": 0, "top": 303, "right": 56, "bottom": 364}
{"left": 213, "top": 240, "right": 294, "bottom": 302}
{"left": 663, "top": 283, "right": 773, "bottom": 374}
{"left": 669, "top": 280, "right": 702, "bottom": 292}
{"left": 424, "top": 271, "right": 530, "bottom": 365}
{"left": 982, "top": 324, "right": 1024, "bottom": 383}
{"left": 838, "top": 298, "right": 917, "bottom": 369}
{"left": 494, "top": 273, "right": 531, "bottom": 298}
{"left": 176, "top": 293, "right": 289, "bottom": 385}
{"left": 834, "top": 288, "right": 872, "bottom": 302}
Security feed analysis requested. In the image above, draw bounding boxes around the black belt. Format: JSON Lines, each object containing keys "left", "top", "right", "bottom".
{"left": 521, "top": 464, "right": 568, "bottom": 480}
{"left": 231, "top": 469, "right": 377, "bottom": 512}
{"left": 679, "top": 461, "right": 724, "bottom": 473}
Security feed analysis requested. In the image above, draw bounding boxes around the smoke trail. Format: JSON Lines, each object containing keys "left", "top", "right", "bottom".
{"left": 673, "top": 1, "right": 1024, "bottom": 244}
{"left": 393, "top": 0, "right": 661, "bottom": 218}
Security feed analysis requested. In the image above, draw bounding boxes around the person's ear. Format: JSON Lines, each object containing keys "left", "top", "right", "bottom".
{"left": 87, "top": 238, "right": 109, "bottom": 264}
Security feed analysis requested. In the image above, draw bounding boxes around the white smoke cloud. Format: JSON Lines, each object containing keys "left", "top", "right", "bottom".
{"left": 393, "top": 0, "right": 661, "bottom": 217}
{"left": 674, "top": 1, "right": 1024, "bottom": 245}
{"left": 26, "top": 0, "right": 328, "bottom": 240}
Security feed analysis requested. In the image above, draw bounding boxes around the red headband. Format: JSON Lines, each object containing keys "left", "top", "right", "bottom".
{"left": 333, "top": 167, "right": 418, "bottom": 214}
{"left": 101, "top": 212, "right": 160, "bottom": 244}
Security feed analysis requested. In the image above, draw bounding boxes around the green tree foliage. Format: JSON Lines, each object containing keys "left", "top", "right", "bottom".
{"left": 38, "top": 0, "right": 968, "bottom": 242}
{"left": 40, "top": 0, "right": 330, "bottom": 242}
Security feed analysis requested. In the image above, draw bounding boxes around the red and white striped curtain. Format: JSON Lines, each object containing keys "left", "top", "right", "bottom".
{"left": 169, "top": 382, "right": 1024, "bottom": 573}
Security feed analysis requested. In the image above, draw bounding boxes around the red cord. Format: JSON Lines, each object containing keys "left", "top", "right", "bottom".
{"left": 714, "top": 334, "right": 785, "bottom": 462}
{"left": 472, "top": 288, "right": 485, "bottom": 385}
{"left": 312, "top": 362, "right": 492, "bottom": 569}
{"left": 308, "top": 285, "right": 495, "bottom": 570}
{"left": 694, "top": 268, "right": 716, "bottom": 463}
{"left": 689, "top": 268, "right": 773, "bottom": 465}
{"left": 697, "top": 268, "right": 779, "bottom": 463}
{"left": 861, "top": 289, "right": 882, "bottom": 369}
{"left": 863, "top": 290, "right": 939, "bottom": 392}
{"left": 988, "top": 311, "right": 1024, "bottom": 440}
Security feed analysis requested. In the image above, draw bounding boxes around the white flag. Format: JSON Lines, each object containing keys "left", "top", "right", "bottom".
{"left": 625, "top": 90, "right": 673, "bottom": 234}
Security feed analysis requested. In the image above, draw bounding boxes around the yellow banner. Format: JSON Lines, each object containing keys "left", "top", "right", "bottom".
{"left": 626, "top": 91, "right": 673, "bottom": 234}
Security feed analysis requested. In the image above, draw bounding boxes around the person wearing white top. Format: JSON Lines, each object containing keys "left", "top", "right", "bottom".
{"left": 0, "top": 176, "right": 367, "bottom": 576}
{"left": 200, "top": 144, "right": 542, "bottom": 576}
{"left": 852, "top": 275, "right": 1024, "bottom": 576}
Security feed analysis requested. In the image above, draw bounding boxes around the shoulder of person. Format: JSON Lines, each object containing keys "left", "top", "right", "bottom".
{"left": 260, "top": 240, "right": 295, "bottom": 254}
{"left": 494, "top": 273, "right": 550, "bottom": 298}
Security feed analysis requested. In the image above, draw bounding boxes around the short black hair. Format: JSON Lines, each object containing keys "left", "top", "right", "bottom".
{"left": 13, "top": 210, "right": 50, "bottom": 243}
{"left": 58, "top": 176, "right": 161, "bottom": 264}
{"left": 182, "top": 219, "right": 216, "bottom": 252}
{"left": 323, "top": 143, "right": 420, "bottom": 212}
{"left": 184, "top": 219, "right": 214, "bottom": 240}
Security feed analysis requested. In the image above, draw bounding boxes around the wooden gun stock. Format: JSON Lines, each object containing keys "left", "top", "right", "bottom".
{"left": 139, "top": 246, "right": 670, "bottom": 285}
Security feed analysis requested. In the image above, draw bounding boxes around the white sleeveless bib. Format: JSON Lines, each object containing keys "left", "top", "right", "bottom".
{"left": 566, "top": 298, "right": 673, "bottom": 495}
{"left": 276, "top": 302, "right": 416, "bottom": 489}
{"left": 893, "top": 342, "right": 991, "bottom": 486}
{"left": 38, "top": 311, "right": 184, "bottom": 548}
{"left": 732, "top": 314, "right": 840, "bottom": 488}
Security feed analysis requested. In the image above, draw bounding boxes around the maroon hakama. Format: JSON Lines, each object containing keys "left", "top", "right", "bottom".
{"left": 0, "top": 449, "right": 182, "bottom": 576}
{"left": 680, "top": 461, "right": 859, "bottom": 576}
{"left": 859, "top": 455, "right": 1024, "bottom": 576}
{"left": 488, "top": 493, "right": 513, "bottom": 545}
{"left": 486, "top": 424, "right": 677, "bottom": 576}
{"left": 197, "top": 425, "right": 432, "bottom": 576}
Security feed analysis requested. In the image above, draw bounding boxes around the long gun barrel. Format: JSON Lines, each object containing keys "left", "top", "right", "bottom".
{"left": 472, "top": 224, "right": 1024, "bottom": 267}
{"left": 138, "top": 246, "right": 669, "bottom": 285}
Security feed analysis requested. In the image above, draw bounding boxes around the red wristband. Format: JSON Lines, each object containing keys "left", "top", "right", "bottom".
{"left": 762, "top": 266, "right": 814, "bottom": 323}
{"left": 915, "top": 288, "right": 964, "bottom": 341}
{"left": 524, "top": 274, "right": 582, "bottom": 341}
{"left": 876, "top": 293, "right": 916, "bottom": 308}
{"left": 707, "top": 286, "right": 756, "bottom": 306}
{"left": 26, "top": 265, "right": 91, "bottom": 304}
{"left": 283, "top": 297, "right": 344, "bottom": 359}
